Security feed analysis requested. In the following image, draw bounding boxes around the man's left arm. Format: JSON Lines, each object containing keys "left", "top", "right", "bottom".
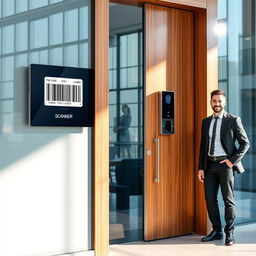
{"left": 229, "top": 117, "right": 250, "bottom": 166}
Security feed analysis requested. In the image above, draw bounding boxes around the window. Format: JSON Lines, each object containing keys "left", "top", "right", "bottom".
{"left": 218, "top": 0, "right": 256, "bottom": 224}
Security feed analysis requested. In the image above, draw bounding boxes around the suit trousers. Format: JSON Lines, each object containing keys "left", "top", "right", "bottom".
{"left": 204, "top": 160, "right": 236, "bottom": 234}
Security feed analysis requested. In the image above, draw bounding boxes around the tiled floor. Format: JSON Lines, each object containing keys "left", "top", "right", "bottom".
{"left": 109, "top": 223, "right": 256, "bottom": 256}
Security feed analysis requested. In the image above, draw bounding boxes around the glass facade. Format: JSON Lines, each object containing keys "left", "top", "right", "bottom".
{"left": 0, "top": 0, "right": 91, "bottom": 137}
{"left": 218, "top": 0, "right": 256, "bottom": 224}
{"left": 109, "top": 3, "right": 143, "bottom": 244}
{"left": 0, "top": 1, "right": 92, "bottom": 254}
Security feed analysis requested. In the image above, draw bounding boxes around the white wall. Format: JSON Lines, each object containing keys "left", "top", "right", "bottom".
{"left": 0, "top": 131, "right": 92, "bottom": 256}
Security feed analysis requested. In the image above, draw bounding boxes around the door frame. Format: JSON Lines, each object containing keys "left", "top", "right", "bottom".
{"left": 94, "top": 1, "right": 209, "bottom": 255}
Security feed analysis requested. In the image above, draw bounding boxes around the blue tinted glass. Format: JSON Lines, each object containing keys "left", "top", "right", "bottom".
{"left": 30, "top": 50, "right": 48, "bottom": 64}
{"left": 218, "top": 0, "right": 227, "bottom": 19}
{"left": 3, "top": 25, "right": 14, "bottom": 54}
{"left": 15, "top": 54, "right": 28, "bottom": 67}
{"left": 64, "top": 9, "right": 78, "bottom": 42}
{"left": 50, "top": 0, "right": 63, "bottom": 3}
{"left": 218, "top": 0, "right": 256, "bottom": 225}
{"left": 0, "top": 28, "right": 1, "bottom": 55}
{"left": 109, "top": 4, "right": 143, "bottom": 245}
{"left": 80, "top": 7, "right": 88, "bottom": 40}
{"left": 16, "top": 22, "right": 28, "bottom": 51}
{"left": 50, "top": 13, "right": 63, "bottom": 45}
{"left": 79, "top": 43, "right": 89, "bottom": 68}
{"left": 49, "top": 47, "right": 63, "bottom": 66}
{"left": 127, "top": 33, "right": 138, "bottom": 66}
{"left": 3, "top": 0, "right": 14, "bottom": 17}
{"left": 0, "top": 1, "right": 92, "bottom": 253}
{"left": 127, "top": 67, "right": 139, "bottom": 87}
{"left": 30, "top": 18, "right": 48, "bottom": 49}
{"left": 1, "top": 100, "right": 14, "bottom": 113}
{"left": 1, "top": 82, "right": 14, "bottom": 99}
{"left": 30, "top": 0, "right": 48, "bottom": 9}
{"left": 109, "top": 46, "right": 117, "bottom": 68}
{"left": 2, "top": 57, "right": 14, "bottom": 81}
{"left": 16, "top": 0, "right": 28, "bottom": 13}
{"left": 64, "top": 45, "right": 78, "bottom": 67}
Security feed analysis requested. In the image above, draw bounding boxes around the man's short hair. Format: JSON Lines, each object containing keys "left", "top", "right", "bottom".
{"left": 211, "top": 89, "right": 226, "bottom": 99}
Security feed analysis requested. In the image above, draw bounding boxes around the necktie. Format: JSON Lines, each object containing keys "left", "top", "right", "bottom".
{"left": 209, "top": 116, "right": 218, "bottom": 156}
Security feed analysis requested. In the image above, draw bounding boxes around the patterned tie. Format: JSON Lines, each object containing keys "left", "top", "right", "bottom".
{"left": 209, "top": 116, "right": 219, "bottom": 156}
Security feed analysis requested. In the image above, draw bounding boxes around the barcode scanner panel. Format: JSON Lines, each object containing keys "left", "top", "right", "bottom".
{"left": 29, "top": 64, "right": 94, "bottom": 127}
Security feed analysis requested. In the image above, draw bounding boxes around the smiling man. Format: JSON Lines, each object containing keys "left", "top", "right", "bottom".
{"left": 198, "top": 89, "right": 250, "bottom": 246}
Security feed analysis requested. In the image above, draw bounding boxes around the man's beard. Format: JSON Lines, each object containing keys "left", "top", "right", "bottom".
{"left": 212, "top": 106, "right": 223, "bottom": 113}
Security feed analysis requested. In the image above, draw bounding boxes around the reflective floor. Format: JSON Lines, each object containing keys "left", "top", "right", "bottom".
{"left": 109, "top": 189, "right": 256, "bottom": 245}
{"left": 110, "top": 194, "right": 143, "bottom": 244}
{"left": 109, "top": 223, "right": 256, "bottom": 256}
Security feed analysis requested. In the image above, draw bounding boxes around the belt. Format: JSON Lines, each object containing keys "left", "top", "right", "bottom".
{"left": 208, "top": 156, "right": 227, "bottom": 161}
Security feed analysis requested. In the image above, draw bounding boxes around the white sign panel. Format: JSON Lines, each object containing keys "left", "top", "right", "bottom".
{"left": 44, "top": 76, "right": 83, "bottom": 107}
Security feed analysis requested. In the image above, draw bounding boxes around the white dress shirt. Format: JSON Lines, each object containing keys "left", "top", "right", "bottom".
{"left": 208, "top": 111, "right": 227, "bottom": 156}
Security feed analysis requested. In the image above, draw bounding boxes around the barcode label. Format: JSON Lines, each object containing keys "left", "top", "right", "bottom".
{"left": 44, "top": 76, "right": 83, "bottom": 107}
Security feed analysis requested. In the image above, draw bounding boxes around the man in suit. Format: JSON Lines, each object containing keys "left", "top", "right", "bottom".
{"left": 198, "top": 89, "right": 250, "bottom": 246}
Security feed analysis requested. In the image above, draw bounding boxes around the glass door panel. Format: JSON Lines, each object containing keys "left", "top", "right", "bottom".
{"left": 109, "top": 3, "right": 143, "bottom": 244}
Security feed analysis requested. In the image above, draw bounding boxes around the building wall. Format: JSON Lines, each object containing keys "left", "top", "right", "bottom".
{"left": 0, "top": 1, "right": 93, "bottom": 255}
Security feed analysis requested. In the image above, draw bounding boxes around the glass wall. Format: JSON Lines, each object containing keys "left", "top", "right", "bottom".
{"left": 0, "top": 0, "right": 91, "bottom": 136}
{"left": 0, "top": 1, "right": 92, "bottom": 255}
{"left": 109, "top": 3, "right": 143, "bottom": 244}
{"left": 218, "top": 0, "right": 256, "bottom": 224}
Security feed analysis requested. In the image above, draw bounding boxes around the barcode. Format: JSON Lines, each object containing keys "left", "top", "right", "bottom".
{"left": 44, "top": 77, "right": 83, "bottom": 107}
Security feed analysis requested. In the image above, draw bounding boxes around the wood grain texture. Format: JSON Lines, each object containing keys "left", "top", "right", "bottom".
{"left": 144, "top": 4, "right": 195, "bottom": 240}
{"left": 93, "top": 1, "right": 207, "bottom": 253}
{"left": 194, "top": 8, "right": 208, "bottom": 236}
{"left": 94, "top": 0, "right": 109, "bottom": 255}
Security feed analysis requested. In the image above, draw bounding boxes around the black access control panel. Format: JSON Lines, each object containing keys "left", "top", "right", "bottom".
{"left": 159, "top": 91, "right": 174, "bottom": 134}
{"left": 29, "top": 64, "right": 94, "bottom": 127}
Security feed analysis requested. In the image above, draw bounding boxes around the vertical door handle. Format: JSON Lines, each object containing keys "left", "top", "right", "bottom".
{"left": 154, "top": 137, "right": 160, "bottom": 183}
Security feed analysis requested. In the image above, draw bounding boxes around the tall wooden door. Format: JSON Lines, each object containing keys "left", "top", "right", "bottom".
{"left": 144, "top": 4, "right": 195, "bottom": 241}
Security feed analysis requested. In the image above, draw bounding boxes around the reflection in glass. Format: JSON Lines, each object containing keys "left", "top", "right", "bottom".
{"left": 50, "top": 13, "right": 63, "bottom": 45}
{"left": 30, "top": 50, "right": 48, "bottom": 64}
{"left": 3, "top": 25, "right": 14, "bottom": 54}
{"left": 218, "top": 0, "right": 256, "bottom": 224}
{"left": 1, "top": 82, "right": 14, "bottom": 99}
{"left": 50, "top": 0, "right": 63, "bottom": 4}
{"left": 0, "top": 4, "right": 92, "bottom": 253}
{"left": 80, "top": 43, "right": 89, "bottom": 68}
{"left": 0, "top": 0, "right": 91, "bottom": 141}
{"left": 64, "top": 9, "right": 79, "bottom": 43}
{"left": 49, "top": 48, "right": 63, "bottom": 66}
{"left": 30, "top": 18, "right": 48, "bottom": 49}
{"left": 30, "top": 0, "right": 48, "bottom": 9}
{"left": 80, "top": 7, "right": 89, "bottom": 40}
{"left": 3, "top": 0, "right": 15, "bottom": 17}
{"left": 2, "top": 57, "right": 14, "bottom": 81}
{"left": 16, "top": 22, "right": 28, "bottom": 52}
{"left": 15, "top": 54, "right": 28, "bottom": 67}
{"left": 16, "top": 0, "right": 28, "bottom": 14}
{"left": 64, "top": 45, "right": 78, "bottom": 67}
{"left": 109, "top": 3, "right": 143, "bottom": 244}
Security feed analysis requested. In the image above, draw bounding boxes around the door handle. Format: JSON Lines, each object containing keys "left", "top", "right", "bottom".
{"left": 154, "top": 137, "right": 160, "bottom": 183}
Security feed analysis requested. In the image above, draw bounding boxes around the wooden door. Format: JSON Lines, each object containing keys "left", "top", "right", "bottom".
{"left": 144, "top": 4, "right": 195, "bottom": 241}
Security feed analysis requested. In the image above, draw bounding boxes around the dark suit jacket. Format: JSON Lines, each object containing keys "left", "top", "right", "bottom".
{"left": 198, "top": 111, "right": 250, "bottom": 173}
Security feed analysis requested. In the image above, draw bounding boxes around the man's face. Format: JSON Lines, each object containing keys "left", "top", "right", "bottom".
{"left": 210, "top": 94, "right": 226, "bottom": 113}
